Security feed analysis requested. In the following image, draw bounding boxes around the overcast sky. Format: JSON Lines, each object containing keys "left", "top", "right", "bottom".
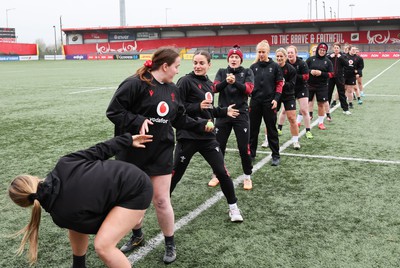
{"left": 2, "top": 0, "right": 399, "bottom": 45}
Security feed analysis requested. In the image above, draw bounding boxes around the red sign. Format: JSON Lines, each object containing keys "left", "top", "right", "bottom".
{"left": 83, "top": 33, "right": 108, "bottom": 40}
{"left": 87, "top": 55, "right": 114, "bottom": 60}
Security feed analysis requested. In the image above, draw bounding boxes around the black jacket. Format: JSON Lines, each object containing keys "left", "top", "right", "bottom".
{"left": 106, "top": 75, "right": 208, "bottom": 165}
{"left": 287, "top": 57, "right": 309, "bottom": 91}
{"left": 306, "top": 55, "right": 334, "bottom": 88}
{"left": 327, "top": 52, "right": 348, "bottom": 79}
{"left": 37, "top": 134, "right": 153, "bottom": 234}
{"left": 250, "top": 59, "right": 284, "bottom": 103}
{"left": 343, "top": 53, "right": 363, "bottom": 78}
{"left": 176, "top": 72, "right": 228, "bottom": 140}
{"left": 214, "top": 66, "right": 254, "bottom": 113}
{"left": 280, "top": 63, "right": 297, "bottom": 98}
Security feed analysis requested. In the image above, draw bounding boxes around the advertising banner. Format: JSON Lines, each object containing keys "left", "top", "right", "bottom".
{"left": 109, "top": 32, "right": 135, "bottom": 42}
{"left": 66, "top": 54, "right": 88, "bottom": 60}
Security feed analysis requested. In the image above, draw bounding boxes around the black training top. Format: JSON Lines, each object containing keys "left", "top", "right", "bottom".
{"left": 280, "top": 62, "right": 297, "bottom": 98}
{"left": 306, "top": 55, "right": 334, "bottom": 88}
{"left": 37, "top": 134, "right": 153, "bottom": 234}
{"left": 213, "top": 66, "right": 254, "bottom": 113}
{"left": 287, "top": 57, "right": 309, "bottom": 91}
{"left": 106, "top": 74, "right": 207, "bottom": 171}
{"left": 343, "top": 53, "right": 363, "bottom": 78}
{"left": 327, "top": 52, "right": 348, "bottom": 78}
{"left": 176, "top": 71, "right": 228, "bottom": 140}
{"left": 250, "top": 58, "right": 284, "bottom": 103}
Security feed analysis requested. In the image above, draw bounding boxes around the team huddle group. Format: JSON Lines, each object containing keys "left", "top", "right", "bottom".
{"left": 8, "top": 39, "right": 365, "bottom": 268}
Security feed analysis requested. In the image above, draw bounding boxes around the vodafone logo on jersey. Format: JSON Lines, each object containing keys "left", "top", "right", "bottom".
{"left": 205, "top": 92, "right": 213, "bottom": 102}
{"left": 157, "top": 101, "right": 169, "bottom": 117}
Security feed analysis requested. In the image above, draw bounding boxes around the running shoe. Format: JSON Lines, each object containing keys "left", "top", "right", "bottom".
{"left": 343, "top": 110, "right": 352, "bottom": 115}
{"left": 120, "top": 234, "right": 144, "bottom": 253}
{"left": 163, "top": 244, "right": 177, "bottom": 264}
{"left": 306, "top": 131, "right": 314, "bottom": 139}
{"left": 271, "top": 157, "right": 280, "bottom": 166}
{"left": 229, "top": 208, "right": 244, "bottom": 222}
{"left": 208, "top": 176, "right": 219, "bottom": 187}
{"left": 318, "top": 123, "right": 326, "bottom": 130}
{"left": 293, "top": 141, "right": 301, "bottom": 150}
{"left": 358, "top": 99, "right": 363, "bottom": 105}
{"left": 277, "top": 129, "right": 283, "bottom": 136}
{"left": 243, "top": 178, "right": 252, "bottom": 190}
{"left": 261, "top": 140, "right": 269, "bottom": 148}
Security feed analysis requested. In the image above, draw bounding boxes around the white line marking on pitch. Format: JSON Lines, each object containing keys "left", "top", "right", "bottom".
{"left": 128, "top": 59, "right": 399, "bottom": 265}
{"left": 68, "top": 87, "right": 115, "bottom": 94}
{"left": 226, "top": 148, "right": 400, "bottom": 164}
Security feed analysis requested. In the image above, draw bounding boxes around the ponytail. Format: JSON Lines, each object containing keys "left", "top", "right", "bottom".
{"left": 9, "top": 175, "right": 42, "bottom": 265}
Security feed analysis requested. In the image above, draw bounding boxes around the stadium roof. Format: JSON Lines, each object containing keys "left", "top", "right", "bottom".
{"left": 62, "top": 16, "right": 400, "bottom": 33}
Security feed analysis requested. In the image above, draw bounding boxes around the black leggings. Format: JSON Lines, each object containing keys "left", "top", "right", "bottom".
{"left": 171, "top": 139, "right": 237, "bottom": 204}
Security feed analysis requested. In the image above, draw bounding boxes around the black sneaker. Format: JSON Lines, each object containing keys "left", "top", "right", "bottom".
{"left": 120, "top": 234, "right": 144, "bottom": 253}
{"left": 349, "top": 103, "right": 354, "bottom": 109}
{"left": 271, "top": 157, "right": 280, "bottom": 166}
{"left": 330, "top": 101, "right": 337, "bottom": 108}
{"left": 163, "top": 244, "right": 177, "bottom": 264}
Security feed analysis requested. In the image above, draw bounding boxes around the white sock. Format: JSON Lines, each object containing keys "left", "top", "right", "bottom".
{"left": 297, "top": 114, "right": 303, "bottom": 123}
{"left": 292, "top": 136, "right": 299, "bottom": 142}
{"left": 318, "top": 116, "right": 324, "bottom": 124}
{"left": 264, "top": 134, "right": 268, "bottom": 140}
{"left": 244, "top": 174, "right": 251, "bottom": 180}
{"left": 229, "top": 203, "right": 238, "bottom": 210}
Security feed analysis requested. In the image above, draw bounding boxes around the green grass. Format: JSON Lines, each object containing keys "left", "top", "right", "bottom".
{"left": 0, "top": 59, "right": 400, "bottom": 267}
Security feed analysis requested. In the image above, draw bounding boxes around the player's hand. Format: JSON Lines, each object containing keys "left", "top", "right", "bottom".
{"left": 204, "top": 120, "right": 215, "bottom": 132}
{"left": 271, "top": 100, "right": 278, "bottom": 109}
{"left": 139, "top": 119, "right": 154, "bottom": 135}
{"left": 201, "top": 100, "right": 213, "bottom": 110}
{"left": 227, "top": 104, "right": 239, "bottom": 118}
{"left": 132, "top": 134, "right": 153, "bottom": 148}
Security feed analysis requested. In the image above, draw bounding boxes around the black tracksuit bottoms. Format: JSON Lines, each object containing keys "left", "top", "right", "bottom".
{"left": 249, "top": 99, "right": 280, "bottom": 159}
{"left": 171, "top": 139, "right": 237, "bottom": 204}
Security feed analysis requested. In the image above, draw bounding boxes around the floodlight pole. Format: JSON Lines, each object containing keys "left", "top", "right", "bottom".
{"left": 323, "top": 1, "right": 326, "bottom": 19}
{"left": 53, "top": 25, "right": 57, "bottom": 60}
{"left": 6, "top": 8, "right": 16, "bottom": 28}
{"left": 330, "top": 7, "right": 332, "bottom": 18}
{"left": 165, "top": 8, "right": 171, "bottom": 25}
{"left": 315, "top": 0, "right": 318, "bottom": 19}
{"left": 60, "top": 16, "right": 63, "bottom": 46}
{"left": 349, "top": 4, "right": 355, "bottom": 18}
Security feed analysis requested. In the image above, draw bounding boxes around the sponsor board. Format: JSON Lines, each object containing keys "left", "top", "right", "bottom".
{"left": 359, "top": 52, "right": 400, "bottom": 59}
{"left": 44, "top": 55, "right": 66, "bottom": 60}
{"left": 114, "top": 55, "right": 139, "bottom": 60}
{"left": 66, "top": 54, "right": 88, "bottom": 60}
{"left": 0, "top": 55, "right": 19, "bottom": 61}
{"left": 139, "top": 54, "right": 152, "bottom": 60}
{"left": 19, "top": 55, "right": 39, "bottom": 61}
{"left": 88, "top": 55, "right": 114, "bottom": 60}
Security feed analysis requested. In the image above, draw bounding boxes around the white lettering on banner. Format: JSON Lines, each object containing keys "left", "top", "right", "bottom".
{"left": 96, "top": 41, "right": 138, "bottom": 54}
{"left": 271, "top": 32, "right": 345, "bottom": 45}
{"left": 316, "top": 33, "right": 344, "bottom": 43}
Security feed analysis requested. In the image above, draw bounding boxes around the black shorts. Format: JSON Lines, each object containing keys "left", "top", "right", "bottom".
{"left": 295, "top": 86, "right": 309, "bottom": 99}
{"left": 278, "top": 96, "right": 296, "bottom": 111}
{"left": 308, "top": 86, "right": 328, "bottom": 102}
{"left": 345, "top": 77, "right": 356, "bottom": 85}
{"left": 116, "top": 141, "right": 174, "bottom": 176}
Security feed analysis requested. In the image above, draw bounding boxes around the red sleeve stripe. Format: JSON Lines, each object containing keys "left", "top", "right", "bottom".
{"left": 328, "top": 72, "right": 334, "bottom": 79}
{"left": 245, "top": 82, "right": 254, "bottom": 95}
{"left": 302, "top": 74, "right": 309, "bottom": 81}
{"left": 275, "top": 80, "right": 284, "bottom": 94}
